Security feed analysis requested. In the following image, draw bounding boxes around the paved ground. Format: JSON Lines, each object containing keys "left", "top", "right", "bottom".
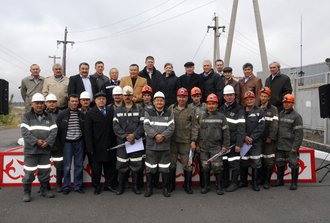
{"left": 0, "top": 128, "right": 21, "bottom": 151}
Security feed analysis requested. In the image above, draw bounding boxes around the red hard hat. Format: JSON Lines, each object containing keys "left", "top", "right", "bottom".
{"left": 259, "top": 87, "right": 271, "bottom": 96}
{"left": 282, "top": 94, "right": 295, "bottom": 103}
{"left": 191, "top": 87, "right": 202, "bottom": 96}
{"left": 177, "top": 87, "right": 188, "bottom": 96}
{"left": 142, "top": 85, "right": 153, "bottom": 94}
{"left": 244, "top": 90, "right": 255, "bottom": 99}
{"left": 206, "top": 93, "right": 219, "bottom": 103}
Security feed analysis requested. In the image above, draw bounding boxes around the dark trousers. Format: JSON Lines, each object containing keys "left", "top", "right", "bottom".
{"left": 92, "top": 161, "right": 112, "bottom": 188}
{"left": 22, "top": 154, "right": 51, "bottom": 184}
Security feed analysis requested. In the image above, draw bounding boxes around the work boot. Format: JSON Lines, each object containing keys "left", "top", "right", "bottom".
{"left": 273, "top": 166, "right": 285, "bottom": 187}
{"left": 258, "top": 167, "right": 265, "bottom": 185}
{"left": 200, "top": 170, "right": 210, "bottom": 194}
{"left": 116, "top": 172, "right": 126, "bottom": 195}
{"left": 56, "top": 169, "right": 63, "bottom": 192}
{"left": 239, "top": 167, "right": 248, "bottom": 188}
{"left": 40, "top": 182, "right": 55, "bottom": 198}
{"left": 162, "top": 173, "right": 171, "bottom": 197}
{"left": 184, "top": 170, "right": 193, "bottom": 194}
{"left": 169, "top": 169, "right": 176, "bottom": 192}
{"left": 252, "top": 168, "right": 260, "bottom": 191}
{"left": 222, "top": 161, "right": 230, "bottom": 188}
{"left": 215, "top": 172, "right": 224, "bottom": 195}
{"left": 226, "top": 169, "right": 239, "bottom": 192}
{"left": 199, "top": 164, "right": 204, "bottom": 189}
{"left": 144, "top": 173, "right": 153, "bottom": 197}
{"left": 153, "top": 171, "right": 162, "bottom": 189}
{"left": 289, "top": 168, "right": 299, "bottom": 190}
{"left": 263, "top": 166, "right": 273, "bottom": 189}
{"left": 23, "top": 184, "right": 32, "bottom": 202}
{"left": 132, "top": 171, "right": 141, "bottom": 195}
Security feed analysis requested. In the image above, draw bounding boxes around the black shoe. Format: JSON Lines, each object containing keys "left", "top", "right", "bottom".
{"left": 63, "top": 189, "right": 70, "bottom": 195}
{"left": 104, "top": 186, "right": 117, "bottom": 193}
{"left": 94, "top": 187, "right": 101, "bottom": 195}
{"left": 75, "top": 188, "right": 85, "bottom": 194}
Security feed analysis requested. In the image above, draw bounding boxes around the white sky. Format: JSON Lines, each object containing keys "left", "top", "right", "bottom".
{"left": 0, "top": 0, "right": 329, "bottom": 101}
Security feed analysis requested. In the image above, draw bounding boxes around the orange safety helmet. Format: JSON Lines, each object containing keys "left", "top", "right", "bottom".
{"left": 244, "top": 90, "right": 255, "bottom": 99}
{"left": 282, "top": 94, "right": 295, "bottom": 103}
{"left": 142, "top": 85, "right": 153, "bottom": 94}
{"left": 206, "top": 93, "right": 219, "bottom": 103}
{"left": 191, "top": 87, "right": 202, "bottom": 96}
{"left": 177, "top": 87, "right": 188, "bottom": 96}
{"left": 258, "top": 87, "right": 271, "bottom": 96}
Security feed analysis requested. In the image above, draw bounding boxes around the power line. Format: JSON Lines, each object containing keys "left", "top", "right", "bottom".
{"left": 192, "top": 18, "right": 214, "bottom": 61}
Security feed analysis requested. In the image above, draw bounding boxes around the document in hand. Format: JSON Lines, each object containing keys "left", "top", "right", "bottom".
{"left": 125, "top": 138, "right": 144, "bottom": 153}
{"left": 240, "top": 143, "right": 252, "bottom": 157}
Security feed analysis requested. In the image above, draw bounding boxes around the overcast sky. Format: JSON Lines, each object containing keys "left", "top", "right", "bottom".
{"left": 1, "top": 0, "right": 329, "bottom": 102}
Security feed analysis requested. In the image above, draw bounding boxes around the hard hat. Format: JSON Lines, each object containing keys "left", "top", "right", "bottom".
{"left": 206, "top": 93, "right": 219, "bottom": 103}
{"left": 223, "top": 85, "right": 235, "bottom": 95}
{"left": 142, "top": 85, "right": 153, "bottom": 94}
{"left": 80, "top": 91, "right": 90, "bottom": 99}
{"left": 177, "top": 87, "right": 188, "bottom": 96}
{"left": 153, "top": 91, "right": 165, "bottom": 100}
{"left": 258, "top": 87, "right": 271, "bottom": 96}
{"left": 122, "top": 85, "right": 133, "bottom": 96}
{"left": 31, "top": 93, "right": 45, "bottom": 102}
{"left": 191, "top": 87, "right": 202, "bottom": 96}
{"left": 282, "top": 94, "right": 295, "bottom": 103}
{"left": 45, "top": 93, "right": 57, "bottom": 101}
{"left": 244, "top": 91, "right": 255, "bottom": 99}
{"left": 112, "top": 86, "right": 122, "bottom": 95}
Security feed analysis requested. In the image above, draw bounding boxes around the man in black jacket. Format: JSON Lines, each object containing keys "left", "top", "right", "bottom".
{"left": 139, "top": 56, "right": 165, "bottom": 93}
{"left": 179, "top": 62, "right": 203, "bottom": 103}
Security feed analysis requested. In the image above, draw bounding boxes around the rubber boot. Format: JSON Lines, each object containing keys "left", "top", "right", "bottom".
{"left": 263, "top": 166, "right": 273, "bottom": 189}
{"left": 273, "top": 166, "right": 285, "bottom": 187}
{"left": 199, "top": 164, "right": 204, "bottom": 189}
{"left": 169, "top": 169, "right": 176, "bottom": 192}
{"left": 116, "top": 172, "right": 126, "bottom": 195}
{"left": 222, "top": 161, "right": 230, "bottom": 188}
{"left": 162, "top": 173, "right": 171, "bottom": 197}
{"left": 200, "top": 170, "right": 210, "bottom": 194}
{"left": 289, "top": 168, "right": 299, "bottom": 190}
{"left": 239, "top": 167, "right": 248, "bottom": 188}
{"left": 215, "top": 172, "right": 224, "bottom": 195}
{"left": 132, "top": 171, "right": 141, "bottom": 194}
{"left": 258, "top": 167, "right": 265, "bottom": 185}
{"left": 23, "top": 184, "right": 32, "bottom": 202}
{"left": 153, "top": 171, "right": 162, "bottom": 189}
{"left": 184, "top": 170, "right": 193, "bottom": 194}
{"left": 226, "top": 169, "right": 239, "bottom": 192}
{"left": 144, "top": 173, "right": 153, "bottom": 197}
{"left": 56, "top": 169, "right": 63, "bottom": 192}
{"left": 252, "top": 168, "right": 260, "bottom": 191}
{"left": 40, "top": 182, "right": 55, "bottom": 198}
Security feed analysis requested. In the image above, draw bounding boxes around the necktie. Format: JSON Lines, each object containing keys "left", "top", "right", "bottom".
{"left": 101, "top": 109, "right": 106, "bottom": 116}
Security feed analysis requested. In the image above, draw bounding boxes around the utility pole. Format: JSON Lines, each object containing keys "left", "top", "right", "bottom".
{"left": 48, "top": 55, "right": 61, "bottom": 65}
{"left": 57, "top": 27, "right": 74, "bottom": 76}
{"left": 207, "top": 14, "right": 225, "bottom": 68}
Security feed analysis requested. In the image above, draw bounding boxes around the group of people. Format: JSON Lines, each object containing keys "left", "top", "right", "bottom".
{"left": 19, "top": 56, "right": 303, "bottom": 202}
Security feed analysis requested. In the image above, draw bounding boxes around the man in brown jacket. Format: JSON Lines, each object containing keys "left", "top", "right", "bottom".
{"left": 239, "top": 63, "right": 262, "bottom": 106}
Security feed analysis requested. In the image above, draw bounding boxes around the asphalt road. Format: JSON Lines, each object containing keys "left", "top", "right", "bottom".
{"left": 0, "top": 128, "right": 21, "bottom": 151}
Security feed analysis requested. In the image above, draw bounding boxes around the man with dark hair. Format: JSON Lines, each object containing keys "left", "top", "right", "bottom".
{"left": 223, "top": 66, "right": 240, "bottom": 104}
{"left": 239, "top": 63, "right": 262, "bottom": 106}
{"left": 139, "top": 56, "right": 165, "bottom": 93}
{"left": 215, "top": 59, "right": 225, "bottom": 77}
{"left": 68, "top": 62, "right": 98, "bottom": 104}
{"left": 93, "top": 61, "right": 109, "bottom": 92}
{"left": 179, "top": 62, "right": 203, "bottom": 103}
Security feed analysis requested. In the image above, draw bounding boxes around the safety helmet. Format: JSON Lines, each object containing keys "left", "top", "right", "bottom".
{"left": 142, "top": 85, "right": 153, "bottom": 94}
{"left": 45, "top": 93, "right": 57, "bottom": 101}
{"left": 206, "top": 93, "right": 219, "bottom": 103}
{"left": 282, "top": 94, "right": 295, "bottom": 103}
{"left": 80, "top": 91, "right": 90, "bottom": 99}
{"left": 223, "top": 85, "right": 235, "bottom": 95}
{"left": 153, "top": 91, "right": 165, "bottom": 100}
{"left": 31, "top": 93, "right": 45, "bottom": 102}
{"left": 177, "top": 87, "right": 188, "bottom": 96}
{"left": 259, "top": 87, "right": 271, "bottom": 96}
{"left": 122, "top": 85, "right": 133, "bottom": 96}
{"left": 191, "top": 87, "right": 202, "bottom": 96}
{"left": 244, "top": 91, "right": 255, "bottom": 99}
{"left": 112, "top": 86, "right": 122, "bottom": 95}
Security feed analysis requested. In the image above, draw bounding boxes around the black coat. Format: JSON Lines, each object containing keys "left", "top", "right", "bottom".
{"left": 68, "top": 74, "right": 98, "bottom": 99}
{"left": 102, "top": 79, "right": 120, "bottom": 105}
{"left": 163, "top": 72, "right": 180, "bottom": 108}
{"left": 139, "top": 66, "right": 166, "bottom": 93}
{"left": 84, "top": 106, "right": 116, "bottom": 162}
{"left": 200, "top": 70, "right": 225, "bottom": 105}
{"left": 179, "top": 72, "right": 203, "bottom": 103}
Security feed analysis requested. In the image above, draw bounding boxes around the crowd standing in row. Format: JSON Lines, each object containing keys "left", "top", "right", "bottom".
{"left": 20, "top": 56, "right": 303, "bottom": 202}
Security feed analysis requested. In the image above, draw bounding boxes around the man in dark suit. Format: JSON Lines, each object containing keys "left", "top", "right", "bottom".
{"left": 179, "top": 62, "right": 203, "bottom": 103}
{"left": 68, "top": 62, "right": 98, "bottom": 104}
{"left": 139, "top": 56, "right": 165, "bottom": 93}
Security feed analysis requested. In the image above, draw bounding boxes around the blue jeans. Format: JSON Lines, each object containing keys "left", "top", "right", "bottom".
{"left": 63, "top": 140, "right": 84, "bottom": 191}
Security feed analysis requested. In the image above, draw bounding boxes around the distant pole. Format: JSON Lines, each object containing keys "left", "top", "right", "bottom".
{"left": 224, "top": 0, "right": 239, "bottom": 67}
{"left": 300, "top": 16, "right": 303, "bottom": 75}
{"left": 57, "top": 27, "right": 74, "bottom": 76}
{"left": 208, "top": 14, "right": 225, "bottom": 68}
{"left": 252, "top": 0, "right": 268, "bottom": 75}
{"left": 48, "top": 55, "right": 61, "bottom": 65}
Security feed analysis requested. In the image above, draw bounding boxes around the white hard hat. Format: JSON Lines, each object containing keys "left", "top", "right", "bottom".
{"left": 112, "top": 86, "right": 123, "bottom": 95}
{"left": 45, "top": 93, "right": 57, "bottom": 101}
{"left": 122, "top": 85, "right": 133, "bottom": 96}
{"left": 153, "top": 91, "right": 165, "bottom": 100}
{"left": 80, "top": 91, "right": 90, "bottom": 99}
{"left": 31, "top": 93, "right": 45, "bottom": 102}
{"left": 223, "top": 85, "right": 235, "bottom": 95}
